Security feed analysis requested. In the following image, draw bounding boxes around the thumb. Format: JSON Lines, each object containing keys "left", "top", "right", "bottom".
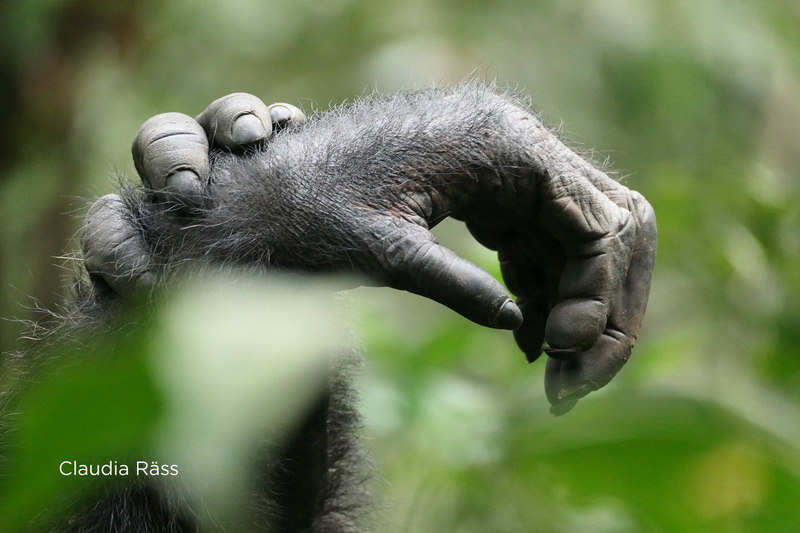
{"left": 368, "top": 218, "right": 522, "bottom": 330}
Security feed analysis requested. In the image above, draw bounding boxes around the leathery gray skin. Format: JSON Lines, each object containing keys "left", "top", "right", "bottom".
{"left": 81, "top": 84, "right": 657, "bottom": 416}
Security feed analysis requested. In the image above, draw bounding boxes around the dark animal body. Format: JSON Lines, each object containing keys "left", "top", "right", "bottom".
{"left": 54, "top": 362, "right": 366, "bottom": 533}
{"left": 4, "top": 83, "right": 656, "bottom": 532}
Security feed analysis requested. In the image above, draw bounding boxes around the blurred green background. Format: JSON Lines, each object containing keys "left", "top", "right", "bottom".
{"left": 1, "top": 0, "right": 800, "bottom": 531}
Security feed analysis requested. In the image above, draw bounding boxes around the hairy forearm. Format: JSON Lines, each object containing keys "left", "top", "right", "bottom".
{"left": 124, "top": 84, "right": 623, "bottom": 284}
{"left": 80, "top": 81, "right": 655, "bottom": 414}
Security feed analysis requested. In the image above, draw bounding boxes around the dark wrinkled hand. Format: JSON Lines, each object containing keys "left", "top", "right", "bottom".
{"left": 81, "top": 95, "right": 305, "bottom": 297}
{"left": 80, "top": 86, "right": 656, "bottom": 414}
{"left": 462, "top": 167, "right": 656, "bottom": 415}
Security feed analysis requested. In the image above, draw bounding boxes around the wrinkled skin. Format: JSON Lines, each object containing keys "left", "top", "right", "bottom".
{"left": 83, "top": 85, "right": 656, "bottom": 415}
{"left": 71, "top": 84, "right": 656, "bottom": 531}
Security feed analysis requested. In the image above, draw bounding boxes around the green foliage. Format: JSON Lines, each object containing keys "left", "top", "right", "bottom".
{"left": 0, "top": 332, "right": 161, "bottom": 531}
{"left": 0, "top": 275, "right": 343, "bottom": 531}
{"left": 2, "top": 0, "right": 800, "bottom": 531}
{"left": 355, "top": 287, "right": 800, "bottom": 532}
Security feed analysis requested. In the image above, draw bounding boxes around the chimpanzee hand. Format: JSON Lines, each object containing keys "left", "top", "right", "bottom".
{"left": 80, "top": 85, "right": 656, "bottom": 414}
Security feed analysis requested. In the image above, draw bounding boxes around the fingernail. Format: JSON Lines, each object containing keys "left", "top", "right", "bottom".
{"left": 136, "top": 271, "right": 157, "bottom": 291}
{"left": 493, "top": 299, "right": 523, "bottom": 330}
{"left": 557, "top": 383, "right": 592, "bottom": 400}
{"left": 232, "top": 113, "right": 267, "bottom": 145}
{"left": 549, "top": 398, "right": 578, "bottom": 416}
{"left": 269, "top": 103, "right": 307, "bottom": 132}
{"left": 165, "top": 170, "right": 204, "bottom": 209}
{"left": 543, "top": 344, "right": 581, "bottom": 359}
{"left": 525, "top": 350, "right": 543, "bottom": 364}
{"left": 120, "top": 271, "right": 157, "bottom": 303}
{"left": 269, "top": 105, "right": 293, "bottom": 127}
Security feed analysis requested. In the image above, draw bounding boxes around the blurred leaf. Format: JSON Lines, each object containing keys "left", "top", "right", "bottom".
{"left": 152, "top": 273, "right": 347, "bottom": 526}
{"left": 3, "top": 0, "right": 800, "bottom": 531}
{"left": 0, "top": 273, "right": 348, "bottom": 531}
{"left": 0, "top": 329, "right": 161, "bottom": 531}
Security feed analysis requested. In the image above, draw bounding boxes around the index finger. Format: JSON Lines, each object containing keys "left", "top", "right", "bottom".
{"left": 365, "top": 216, "right": 523, "bottom": 330}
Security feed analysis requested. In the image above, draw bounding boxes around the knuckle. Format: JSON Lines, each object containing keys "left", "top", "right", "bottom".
{"left": 627, "top": 189, "right": 658, "bottom": 239}
{"left": 202, "top": 93, "right": 272, "bottom": 148}
{"left": 133, "top": 113, "right": 209, "bottom": 189}
{"left": 221, "top": 92, "right": 267, "bottom": 112}
{"left": 367, "top": 220, "right": 436, "bottom": 284}
{"left": 268, "top": 103, "right": 307, "bottom": 133}
{"left": 81, "top": 194, "right": 153, "bottom": 294}
{"left": 134, "top": 113, "right": 200, "bottom": 150}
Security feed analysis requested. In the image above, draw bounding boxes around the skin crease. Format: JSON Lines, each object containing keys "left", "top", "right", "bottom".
{"left": 30, "top": 83, "right": 656, "bottom": 532}
{"left": 117, "top": 84, "right": 656, "bottom": 401}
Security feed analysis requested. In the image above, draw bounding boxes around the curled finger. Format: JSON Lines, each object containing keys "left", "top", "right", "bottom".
{"left": 369, "top": 218, "right": 523, "bottom": 330}
{"left": 132, "top": 112, "right": 210, "bottom": 209}
{"left": 268, "top": 102, "right": 307, "bottom": 133}
{"left": 80, "top": 194, "right": 155, "bottom": 300}
{"left": 546, "top": 190, "right": 657, "bottom": 414}
{"left": 196, "top": 92, "right": 272, "bottom": 149}
{"left": 537, "top": 176, "right": 637, "bottom": 356}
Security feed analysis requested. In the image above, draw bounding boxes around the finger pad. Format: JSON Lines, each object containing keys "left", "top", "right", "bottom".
{"left": 544, "top": 299, "right": 607, "bottom": 353}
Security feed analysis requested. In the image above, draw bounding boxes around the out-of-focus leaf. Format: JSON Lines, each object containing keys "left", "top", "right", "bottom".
{"left": 0, "top": 330, "right": 161, "bottom": 531}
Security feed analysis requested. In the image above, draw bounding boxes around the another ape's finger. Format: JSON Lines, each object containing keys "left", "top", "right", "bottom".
{"left": 536, "top": 177, "right": 637, "bottom": 355}
{"left": 132, "top": 112, "right": 210, "bottom": 209}
{"left": 268, "top": 103, "right": 308, "bottom": 133}
{"left": 196, "top": 93, "right": 272, "bottom": 149}
{"left": 545, "top": 191, "right": 657, "bottom": 415}
{"left": 80, "top": 194, "right": 154, "bottom": 299}
{"left": 373, "top": 220, "right": 522, "bottom": 330}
